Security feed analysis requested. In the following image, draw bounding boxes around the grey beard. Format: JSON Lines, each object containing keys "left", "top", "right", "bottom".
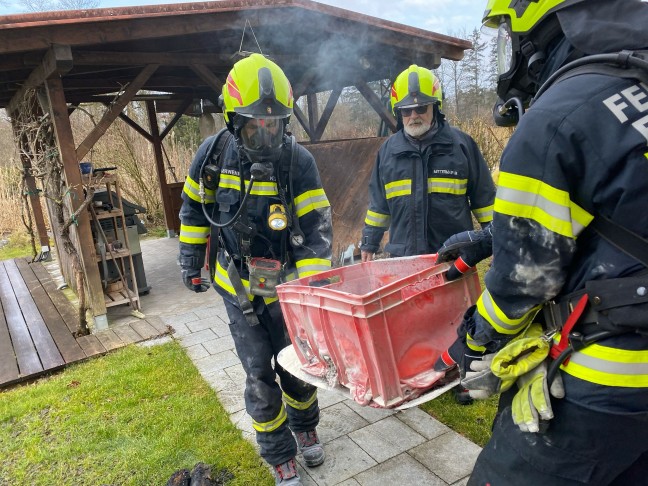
{"left": 404, "top": 122, "right": 432, "bottom": 138}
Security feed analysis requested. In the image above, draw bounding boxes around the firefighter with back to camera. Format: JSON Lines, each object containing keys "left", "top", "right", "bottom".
{"left": 433, "top": 0, "right": 648, "bottom": 484}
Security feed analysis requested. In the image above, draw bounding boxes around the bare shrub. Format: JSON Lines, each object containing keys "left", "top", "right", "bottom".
{"left": 0, "top": 164, "right": 24, "bottom": 236}
{"left": 447, "top": 113, "right": 512, "bottom": 172}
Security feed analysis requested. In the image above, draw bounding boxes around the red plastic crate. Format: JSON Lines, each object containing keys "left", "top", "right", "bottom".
{"left": 277, "top": 255, "right": 482, "bottom": 408}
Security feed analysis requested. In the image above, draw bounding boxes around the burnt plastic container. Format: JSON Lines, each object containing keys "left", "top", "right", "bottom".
{"left": 277, "top": 255, "right": 481, "bottom": 408}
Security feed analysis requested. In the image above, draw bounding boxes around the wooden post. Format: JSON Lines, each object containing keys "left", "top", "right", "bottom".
{"left": 145, "top": 100, "right": 175, "bottom": 237}
{"left": 45, "top": 75, "right": 107, "bottom": 321}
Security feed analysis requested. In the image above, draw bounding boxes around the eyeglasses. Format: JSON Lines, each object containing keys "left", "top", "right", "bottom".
{"left": 400, "top": 105, "right": 429, "bottom": 116}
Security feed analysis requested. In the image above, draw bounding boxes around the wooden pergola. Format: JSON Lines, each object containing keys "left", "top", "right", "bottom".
{"left": 0, "top": 0, "right": 471, "bottom": 329}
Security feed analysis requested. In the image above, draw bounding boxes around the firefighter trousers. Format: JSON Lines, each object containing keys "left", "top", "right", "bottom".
{"left": 223, "top": 298, "right": 320, "bottom": 466}
{"left": 468, "top": 388, "right": 648, "bottom": 485}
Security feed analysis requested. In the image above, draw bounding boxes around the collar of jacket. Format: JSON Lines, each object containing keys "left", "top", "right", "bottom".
{"left": 390, "top": 118, "right": 453, "bottom": 156}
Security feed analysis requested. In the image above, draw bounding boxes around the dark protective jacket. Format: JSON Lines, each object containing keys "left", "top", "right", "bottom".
{"left": 178, "top": 134, "right": 333, "bottom": 307}
{"left": 360, "top": 120, "right": 495, "bottom": 257}
{"left": 471, "top": 71, "right": 648, "bottom": 413}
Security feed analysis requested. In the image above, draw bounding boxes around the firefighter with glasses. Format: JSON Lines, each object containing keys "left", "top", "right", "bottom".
{"left": 434, "top": 1, "right": 648, "bottom": 484}
{"left": 178, "top": 54, "right": 332, "bottom": 486}
{"left": 361, "top": 65, "right": 495, "bottom": 403}
{"left": 361, "top": 66, "right": 495, "bottom": 265}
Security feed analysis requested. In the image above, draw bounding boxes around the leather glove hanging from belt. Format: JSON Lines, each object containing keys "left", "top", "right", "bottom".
{"left": 460, "top": 322, "right": 565, "bottom": 432}
{"left": 437, "top": 223, "right": 493, "bottom": 281}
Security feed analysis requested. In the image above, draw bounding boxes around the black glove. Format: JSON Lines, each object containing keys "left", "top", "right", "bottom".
{"left": 437, "top": 223, "right": 493, "bottom": 281}
{"left": 434, "top": 305, "right": 485, "bottom": 377}
{"left": 182, "top": 268, "right": 210, "bottom": 293}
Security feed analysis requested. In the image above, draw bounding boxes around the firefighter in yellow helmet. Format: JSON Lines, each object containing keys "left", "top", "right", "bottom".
{"left": 361, "top": 65, "right": 494, "bottom": 262}
{"left": 434, "top": 0, "right": 648, "bottom": 484}
{"left": 360, "top": 65, "right": 495, "bottom": 404}
{"left": 178, "top": 53, "right": 332, "bottom": 486}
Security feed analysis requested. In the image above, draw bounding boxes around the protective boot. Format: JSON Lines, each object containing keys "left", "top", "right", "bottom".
{"left": 273, "top": 458, "right": 302, "bottom": 485}
{"left": 295, "top": 429, "right": 325, "bottom": 467}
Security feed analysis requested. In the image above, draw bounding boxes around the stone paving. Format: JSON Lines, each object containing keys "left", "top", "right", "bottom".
{"left": 111, "top": 237, "right": 481, "bottom": 485}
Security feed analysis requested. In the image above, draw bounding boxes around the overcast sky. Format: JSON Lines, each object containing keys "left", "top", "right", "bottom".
{"left": 0, "top": 0, "right": 486, "bottom": 36}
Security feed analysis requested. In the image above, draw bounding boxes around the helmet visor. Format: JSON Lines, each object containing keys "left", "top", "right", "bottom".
{"left": 240, "top": 117, "right": 284, "bottom": 154}
{"left": 496, "top": 22, "right": 514, "bottom": 77}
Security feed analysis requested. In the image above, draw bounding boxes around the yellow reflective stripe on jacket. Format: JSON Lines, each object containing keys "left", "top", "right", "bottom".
{"left": 252, "top": 405, "right": 288, "bottom": 432}
{"left": 385, "top": 179, "right": 412, "bottom": 199}
{"left": 296, "top": 258, "right": 331, "bottom": 278}
{"left": 214, "top": 260, "right": 278, "bottom": 304}
{"left": 364, "top": 209, "right": 391, "bottom": 228}
{"left": 294, "top": 188, "right": 330, "bottom": 218}
{"left": 495, "top": 172, "right": 593, "bottom": 239}
{"left": 248, "top": 181, "right": 279, "bottom": 196}
{"left": 219, "top": 173, "right": 278, "bottom": 195}
{"left": 557, "top": 337, "right": 648, "bottom": 387}
{"left": 472, "top": 205, "right": 494, "bottom": 224}
{"left": 179, "top": 224, "right": 210, "bottom": 244}
{"left": 466, "top": 333, "right": 486, "bottom": 352}
{"left": 427, "top": 177, "right": 467, "bottom": 195}
{"left": 477, "top": 290, "right": 540, "bottom": 335}
{"left": 183, "top": 175, "right": 215, "bottom": 203}
{"left": 219, "top": 173, "right": 240, "bottom": 191}
{"left": 283, "top": 390, "right": 317, "bottom": 410}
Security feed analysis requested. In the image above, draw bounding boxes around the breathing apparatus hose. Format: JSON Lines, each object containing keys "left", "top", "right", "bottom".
{"left": 534, "top": 51, "right": 648, "bottom": 102}
{"left": 199, "top": 150, "right": 256, "bottom": 229}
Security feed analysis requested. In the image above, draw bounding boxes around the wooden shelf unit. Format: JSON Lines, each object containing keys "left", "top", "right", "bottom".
{"left": 88, "top": 174, "right": 141, "bottom": 311}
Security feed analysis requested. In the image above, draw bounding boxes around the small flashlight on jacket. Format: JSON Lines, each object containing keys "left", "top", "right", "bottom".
{"left": 268, "top": 204, "right": 288, "bottom": 230}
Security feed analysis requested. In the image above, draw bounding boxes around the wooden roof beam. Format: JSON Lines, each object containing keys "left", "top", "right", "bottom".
{"left": 76, "top": 63, "right": 158, "bottom": 160}
{"left": 355, "top": 80, "right": 397, "bottom": 133}
{"left": 313, "top": 88, "right": 341, "bottom": 142}
{"left": 7, "top": 44, "right": 73, "bottom": 115}
{"left": 160, "top": 96, "right": 194, "bottom": 140}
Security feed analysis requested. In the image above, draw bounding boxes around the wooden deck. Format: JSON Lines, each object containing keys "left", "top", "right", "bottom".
{"left": 0, "top": 257, "right": 170, "bottom": 389}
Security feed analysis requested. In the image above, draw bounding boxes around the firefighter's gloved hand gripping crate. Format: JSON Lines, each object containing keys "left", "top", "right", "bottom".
{"left": 276, "top": 255, "right": 481, "bottom": 409}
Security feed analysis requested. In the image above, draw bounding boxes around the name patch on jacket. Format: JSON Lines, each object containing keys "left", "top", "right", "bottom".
{"left": 603, "top": 82, "right": 648, "bottom": 143}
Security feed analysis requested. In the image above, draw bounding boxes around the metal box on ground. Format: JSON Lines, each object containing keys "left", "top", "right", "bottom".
{"left": 276, "top": 255, "right": 481, "bottom": 408}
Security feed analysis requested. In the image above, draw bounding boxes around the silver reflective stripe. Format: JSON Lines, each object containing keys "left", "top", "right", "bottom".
{"left": 497, "top": 186, "right": 586, "bottom": 237}
{"left": 427, "top": 179, "right": 467, "bottom": 194}
{"left": 569, "top": 353, "right": 648, "bottom": 375}
{"left": 385, "top": 180, "right": 411, "bottom": 199}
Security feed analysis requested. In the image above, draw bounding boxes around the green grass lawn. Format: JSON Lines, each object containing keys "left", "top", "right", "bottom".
{"left": 0, "top": 341, "right": 273, "bottom": 486}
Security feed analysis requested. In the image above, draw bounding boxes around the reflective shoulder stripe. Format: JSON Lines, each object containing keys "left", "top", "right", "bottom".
{"left": 296, "top": 258, "right": 332, "bottom": 277}
{"left": 558, "top": 339, "right": 648, "bottom": 387}
{"left": 427, "top": 177, "right": 468, "bottom": 195}
{"left": 365, "top": 209, "right": 391, "bottom": 228}
{"left": 179, "top": 224, "right": 210, "bottom": 244}
{"left": 183, "top": 175, "right": 215, "bottom": 203}
{"left": 477, "top": 290, "right": 539, "bottom": 335}
{"left": 252, "top": 405, "right": 288, "bottom": 432}
{"left": 385, "top": 179, "right": 412, "bottom": 199}
{"left": 283, "top": 390, "right": 317, "bottom": 410}
{"left": 472, "top": 205, "right": 494, "bottom": 223}
{"left": 496, "top": 172, "right": 593, "bottom": 239}
{"left": 294, "top": 188, "right": 330, "bottom": 218}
